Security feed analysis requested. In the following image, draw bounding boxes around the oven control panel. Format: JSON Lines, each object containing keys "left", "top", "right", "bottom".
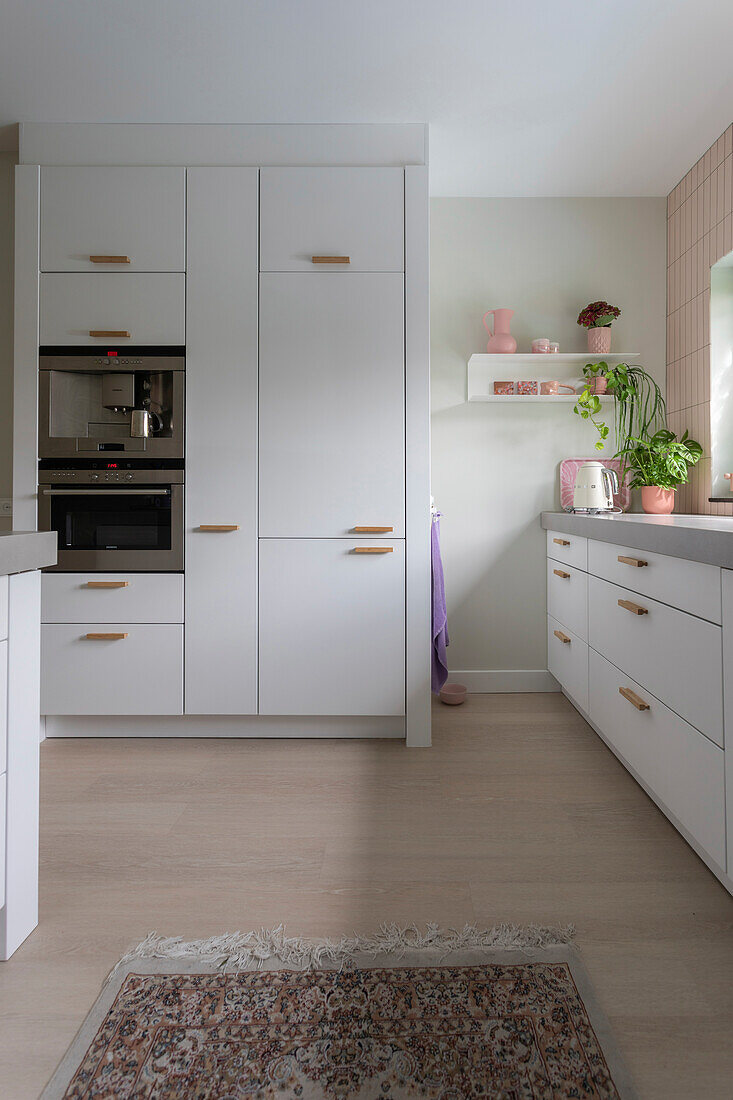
{"left": 38, "top": 461, "right": 184, "bottom": 485}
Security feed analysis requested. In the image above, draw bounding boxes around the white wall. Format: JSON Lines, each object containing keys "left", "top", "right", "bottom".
{"left": 0, "top": 153, "right": 16, "bottom": 530}
{"left": 430, "top": 198, "right": 667, "bottom": 682}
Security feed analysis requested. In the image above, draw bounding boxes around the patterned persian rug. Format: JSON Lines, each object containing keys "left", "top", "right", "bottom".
{"left": 41, "top": 926, "right": 637, "bottom": 1099}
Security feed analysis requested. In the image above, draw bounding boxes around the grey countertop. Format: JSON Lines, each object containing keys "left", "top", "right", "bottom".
{"left": 541, "top": 511, "right": 733, "bottom": 569}
{"left": 0, "top": 531, "right": 57, "bottom": 577}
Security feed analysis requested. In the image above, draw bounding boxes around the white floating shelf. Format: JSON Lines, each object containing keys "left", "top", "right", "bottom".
{"left": 470, "top": 394, "right": 614, "bottom": 404}
{"left": 467, "top": 352, "right": 639, "bottom": 403}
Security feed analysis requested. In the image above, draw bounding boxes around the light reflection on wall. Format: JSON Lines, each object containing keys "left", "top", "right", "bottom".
{"left": 710, "top": 253, "right": 733, "bottom": 498}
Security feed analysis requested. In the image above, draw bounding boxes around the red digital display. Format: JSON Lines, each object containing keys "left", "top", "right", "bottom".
{"left": 107, "top": 350, "right": 118, "bottom": 357}
{"left": 106, "top": 463, "right": 118, "bottom": 469}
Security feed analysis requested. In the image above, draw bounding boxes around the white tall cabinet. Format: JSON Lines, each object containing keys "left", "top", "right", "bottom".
{"left": 14, "top": 125, "right": 431, "bottom": 745}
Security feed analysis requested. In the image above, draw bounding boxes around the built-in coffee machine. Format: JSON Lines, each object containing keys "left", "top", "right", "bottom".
{"left": 38, "top": 347, "right": 185, "bottom": 571}
{"left": 38, "top": 346, "right": 184, "bottom": 459}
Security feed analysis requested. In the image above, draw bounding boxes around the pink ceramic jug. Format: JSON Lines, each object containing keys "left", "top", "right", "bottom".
{"left": 483, "top": 308, "right": 517, "bottom": 354}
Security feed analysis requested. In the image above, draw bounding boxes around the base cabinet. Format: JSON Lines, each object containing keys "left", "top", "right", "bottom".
{"left": 41, "top": 624, "right": 183, "bottom": 715}
{"left": 589, "top": 648, "right": 725, "bottom": 868}
{"left": 259, "top": 539, "right": 405, "bottom": 715}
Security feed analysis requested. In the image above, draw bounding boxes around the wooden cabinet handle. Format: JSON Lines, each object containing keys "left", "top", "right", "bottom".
{"left": 553, "top": 568, "right": 570, "bottom": 579}
{"left": 619, "top": 686, "right": 650, "bottom": 711}
{"left": 85, "top": 581, "right": 129, "bottom": 589}
{"left": 89, "top": 330, "right": 131, "bottom": 338}
{"left": 89, "top": 255, "right": 131, "bottom": 264}
{"left": 198, "top": 524, "right": 240, "bottom": 532}
{"left": 85, "top": 632, "right": 128, "bottom": 640}
{"left": 553, "top": 629, "right": 571, "bottom": 643}
{"left": 618, "top": 555, "right": 648, "bottom": 567}
{"left": 553, "top": 538, "right": 570, "bottom": 546}
{"left": 353, "top": 526, "right": 394, "bottom": 533}
{"left": 312, "top": 256, "right": 350, "bottom": 264}
{"left": 618, "top": 598, "right": 648, "bottom": 615}
{"left": 353, "top": 547, "right": 394, "bottom": 554}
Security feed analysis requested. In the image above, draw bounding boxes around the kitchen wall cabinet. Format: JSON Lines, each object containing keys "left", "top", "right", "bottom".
{"left": 259, "top": 167, "right": 404, "bottom": 272}
{"left": 184, "top": 168, "right": 259, "bottom": 715}
{"left": 259, "top": 539, "right": 405, "bottom": 715}
{"left": 40, "top": 166, "right": 185, "bottom": 273}
{"left": 16, "top": 126, "right": 430, "bottom": 744}
{"left": 259, "top": 273, "right": 405, "bottom": 538}
{"left": 40, "top": 273, "right": 185, "bottom": 346}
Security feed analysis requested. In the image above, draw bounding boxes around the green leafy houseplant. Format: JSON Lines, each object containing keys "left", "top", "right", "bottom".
{"left": 616, "top": 429, "right": 703, "bottom": 490}
{"left": 573, "top": 360, "right": 666, "bottom": 453}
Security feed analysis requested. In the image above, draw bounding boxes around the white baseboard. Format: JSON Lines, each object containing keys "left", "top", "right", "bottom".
{"left": 43, "top": 715, "right": 406, "bottom": 739}
{"left": 448, "top": 670, "right": 560, "bottom": 693}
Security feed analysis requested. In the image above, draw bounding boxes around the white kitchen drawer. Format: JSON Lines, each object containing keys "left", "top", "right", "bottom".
{"left": 259, "top": 539, "right": 405, "bottom": 715}
{"left": 0, "top": 640, "right": 6, "bottom": 774}
{"left": 546, "top": 529, "right": 588, "bottom": 572}
{"left": 41, "top": 624, "right": 183, "bottom": 715}
{"left": 41, "top": 167, "right": 185, "bottom": 272}
{"left": 259, "top": 273, "right": 405, "bottom": 537}
{"left": 42, "top": 574, "right": 183, "bottom": 624}
{"left": 547, "top": 615, "right": 588, "bottom": 712}
{"left": 588, "top": 539, "right": 721, "bottom": 623}
{"left": 588, "top": 575, "right": 722, "bottom": 745}
{"left": 589, "top": 648, "right": 726, "bottom": 868}
{"left": 0, "top": 773, "right": 5, "bottom": 908}
{"left": 40, "top": 273, "right": 185, "bottom": 346}
{"left": 260, "top": 168, "right": 404, "bottom": 272}
{"left": 546, "top": 559, "right": 588, "bottom": 641}
{"left": 0, "top": 575, "right": 7, "bottom": 641}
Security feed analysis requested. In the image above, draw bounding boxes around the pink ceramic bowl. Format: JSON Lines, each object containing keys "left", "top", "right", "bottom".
{"left": 439, "top": 683, "right": 467, "bottom": 706}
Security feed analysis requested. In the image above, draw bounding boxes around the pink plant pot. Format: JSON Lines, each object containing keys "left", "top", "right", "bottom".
{"left": 587, "top": 327, "right": 612, "bottom": 355}
{"left": 439, "top": 683, "right": 467, "bottom": 706}
{"left": 641, "top": 486, "right": 675, "bottom": 514}
{"left": 587, "top": 377, "right": 608, "bottom": 394}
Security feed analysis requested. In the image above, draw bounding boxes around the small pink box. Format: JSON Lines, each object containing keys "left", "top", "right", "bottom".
{"left": 493, "top": 381, "right": 514, "bottom": 395}
{"left": 517, "top": 380, "right": 539, "bottom": 395}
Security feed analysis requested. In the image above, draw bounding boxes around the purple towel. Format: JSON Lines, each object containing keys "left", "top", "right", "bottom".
{"left": 431, "top": 514, "right": 449, "bottom": 693}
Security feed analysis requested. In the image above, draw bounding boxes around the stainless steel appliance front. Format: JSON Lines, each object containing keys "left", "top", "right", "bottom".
{"left": 39, "top": 346, "right": 184, "bottom": 460}
{"left": 38, "top": 462, "right": 184, "bottom": 572}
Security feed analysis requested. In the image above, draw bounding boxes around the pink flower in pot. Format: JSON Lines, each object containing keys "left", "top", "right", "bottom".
{"left": 577, "top": 301, "right": 621, "bottom": 355}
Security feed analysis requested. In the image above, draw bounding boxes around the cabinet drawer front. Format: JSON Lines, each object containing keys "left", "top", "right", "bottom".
{"left": 547, "top": 616, "right": 588, "bottom": 711}
{"left": 40, "top": 273, "right": 185, "bottom": 346}
{"left": 588, "top": 539, "right": 721, "bottom": 623}
{"left": 259, "top": 273, "right": 405, "bottom": 537}
{"left": 260, "top": 168, "right": 404, "bottom": 272}
{"left": 41, "top": 167, "right": 185, "bottom": 272}
{"left": 41, "top": 624, "right": 183, "bottom": 715}
{"left": 0, "top": 773, "right": 5, "bottom": 908}
{"left": 0, "top": 640, "right": 6, "bottom": 774}
{"left": 546, "top": 529, "right": 588, "bottom": 571}
{"left": 42, "top": 574, "right": 183, "bottom": 624}
{"left": 588, "top": 575, "right": 722, "bottom": 744}
{"left": 589, "top": 648, "right": 726, "bottom": 867}
{"left": 259, "top": 539, "right": 405, "bottom": 716}
{"left": 546, "top": 560, "right": 588, "bottom": 641}
{"left": 0, "top": 575, "right": 7, "bottom": 641}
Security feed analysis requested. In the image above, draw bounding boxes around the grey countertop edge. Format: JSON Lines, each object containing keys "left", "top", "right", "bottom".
{"left": 0, "top": 531, "right": 58, "bottom": 577}
{"left": 541, "top": 512, "right": 733, "bottom": 569}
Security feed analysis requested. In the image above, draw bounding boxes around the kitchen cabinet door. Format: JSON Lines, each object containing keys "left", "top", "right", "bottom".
{"left": 185, "top": 168, "right": 259, "bottom": 714}
{"left": 260, "top": 167, "right": 404, "bottom": 272}
{"left": 41, "top": 167, "right": 185, "bottom": 272}
{"left": 259, "top": 539, "right": 405, "bottom": 715}
{"left": 259, "top": 273, "right": 405, "bottom": 537}
{"left": 40, "top": 273, "right": 184, "bottom": 346}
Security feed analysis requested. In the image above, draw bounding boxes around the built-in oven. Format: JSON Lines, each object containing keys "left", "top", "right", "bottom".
{"left": 38, "top": 460, "right": 184, "bottom": 572}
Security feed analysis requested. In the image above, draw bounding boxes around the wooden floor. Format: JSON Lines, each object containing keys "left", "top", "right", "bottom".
{"left": 1, "top": 693, "right": 732, "bottom": 1098}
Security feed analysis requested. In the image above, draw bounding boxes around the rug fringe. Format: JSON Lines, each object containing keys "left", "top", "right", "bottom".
{"left": 114, "top": 922, "right": 575, "bottom": 976}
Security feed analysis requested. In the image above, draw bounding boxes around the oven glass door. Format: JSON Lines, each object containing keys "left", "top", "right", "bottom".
{"left": 40, "top": 485, "right": 183, "bottom": 571}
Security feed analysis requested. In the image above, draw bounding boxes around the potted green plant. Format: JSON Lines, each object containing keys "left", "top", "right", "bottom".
{"left": 573, "top": 360, "right": 666, "bottom": 455}
{"left": 616, "top": 428, "right": 703, "bottom": 514}
{"left": 577, "top": 301, "right": 621, "bottom": 355}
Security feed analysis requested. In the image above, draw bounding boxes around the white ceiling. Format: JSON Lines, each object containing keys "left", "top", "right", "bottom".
{"left": 1, "top": 0, "right": 731, "bottom": 196}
